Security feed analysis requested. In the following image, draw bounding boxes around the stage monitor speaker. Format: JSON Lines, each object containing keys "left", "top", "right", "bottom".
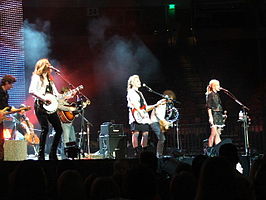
{"left": 99, "top": 134, "right": 127, "bottom": 159}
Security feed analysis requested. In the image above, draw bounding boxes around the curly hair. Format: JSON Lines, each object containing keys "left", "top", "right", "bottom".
{"left": 1, "top": 75, "right": 16, "bottom": 86}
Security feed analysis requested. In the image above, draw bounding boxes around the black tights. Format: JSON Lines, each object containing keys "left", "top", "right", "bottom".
{"left": 34, "top": 102, "right": 62, "bottom": 160}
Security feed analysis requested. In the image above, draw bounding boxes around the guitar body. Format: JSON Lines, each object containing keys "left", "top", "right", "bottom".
{"left": 131, "top": 106, "right": 150, "bottom": 124}
{"left": 21, "top": 120, "right": 40, "bottom": 145}
{"left": 25, "top": 133, "right": 40, "bottom": 145}
{"left": 42, "top": 93, "right": 59, "bottom": 114}
{"left": 57, "top": 110, "right": 75, "bottom": 123}
{"left": 159, "top": 120, "right": 173, "bottom": 133}
{"left": 42, "top": 85, "right": 84, "bottom": 114}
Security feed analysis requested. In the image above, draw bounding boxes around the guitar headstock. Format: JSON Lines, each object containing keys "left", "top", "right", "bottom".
{"left": 77, "top": 85, "right": 84, "bottom": 91}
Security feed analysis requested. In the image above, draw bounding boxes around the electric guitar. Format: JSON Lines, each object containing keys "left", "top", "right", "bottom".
{"left": 42, "top": 85, "right": 83, "bottom": 114}
{"left": 131, "top": 100, "right": 166, "bottom": 124}
{"left": 0, "top": 106, "right": 31, "bottom": 123}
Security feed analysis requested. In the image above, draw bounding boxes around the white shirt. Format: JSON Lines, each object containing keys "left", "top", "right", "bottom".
{"left": 127, "top": 88, "right": 150, "bottom": 124}
{"left": 150, "top": 100, "right": 167, "bottom": 123}
{"left": 29, "top": 74, "right": 59, "bottom": 101}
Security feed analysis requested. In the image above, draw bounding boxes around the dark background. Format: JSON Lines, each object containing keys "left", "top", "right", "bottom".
{"left": 22, "top": 0, "right": 266, "bottom": 154}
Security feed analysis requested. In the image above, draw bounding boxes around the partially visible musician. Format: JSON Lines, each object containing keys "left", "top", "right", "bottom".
{"left": 57, "top": 87, "right": 77, "bottom": 159}
{"left": 12, "top": 104, "right": 29, "bottom": 139}
{"left": 12, "top": 104, "right": 39, "bottom": 145}
{"left": 126, "top": 75, "right": 153, "bottom": 157}
{"left": 0, "top": 75, "right": 16, "bottom": 160}
{"left": 150, "top": 90, "right": 177, "bottom": 158}
{"left": 29, "top": 58, "right": 63, "bottom": 160}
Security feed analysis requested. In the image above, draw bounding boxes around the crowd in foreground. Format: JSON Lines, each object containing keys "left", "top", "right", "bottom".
{"left": 2, "top": 143, "right": 266, "bottom": 200}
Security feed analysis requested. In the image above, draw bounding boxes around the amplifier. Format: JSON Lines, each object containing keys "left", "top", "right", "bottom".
{"left": 99, "top": 135, "right": 127, "bottom": 159}
{"left": 100, "top": 122, "right": 124, "bottom": 136}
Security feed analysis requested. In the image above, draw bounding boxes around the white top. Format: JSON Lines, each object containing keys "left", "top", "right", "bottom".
{"left": 29, "top": 74, "right": 60, "bottom": 101}
{"left": 127, "top": 88, "right": 150, "bottom": 124}
{"left": 150, "top": 99, "right": 167, "bottom": 123}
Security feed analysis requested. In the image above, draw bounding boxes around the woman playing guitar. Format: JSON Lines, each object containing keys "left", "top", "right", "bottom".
{"left": 29, "top": 58, "right": 63, "bottom": 160}
{"left": 127, "top": 75, "right": 164, "bottom": 157}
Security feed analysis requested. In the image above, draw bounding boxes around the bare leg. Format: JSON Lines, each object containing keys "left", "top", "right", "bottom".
{"left": 141, "top": 131, "right": 149, "bottom": 148}
{"left": 132, "top": 131, "right": 139, "bottom": 148}
{"left": 208, "top": 127, "right": 217, "bottom": 147}
{"left": 214, "top": 127, "right": 222, "bottom": 145}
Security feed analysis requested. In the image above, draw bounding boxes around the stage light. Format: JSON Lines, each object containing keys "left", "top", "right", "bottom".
{"left": 3, "top": 129, "right": 12, "bottom": 139}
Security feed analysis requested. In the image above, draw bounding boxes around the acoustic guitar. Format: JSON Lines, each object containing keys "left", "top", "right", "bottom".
{"left": 0, "top": 106, "right": 31, "bottom": 123}
{"left": 57, "top": 99, "right": 90, "bottom": 123}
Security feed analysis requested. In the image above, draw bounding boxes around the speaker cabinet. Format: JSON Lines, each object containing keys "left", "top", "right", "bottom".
{"left": 4, "top": 140, "right": 27, "bottom": 161}
{"left": 99, "top": 135, "right": 127, "bottom": 159}
{"left": 100, "top": 122, "right": 124, "bottom": 136}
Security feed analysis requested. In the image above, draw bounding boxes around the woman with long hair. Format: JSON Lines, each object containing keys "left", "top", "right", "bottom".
{"left": 29, "top": 58, "right": 63, "bottom": 160}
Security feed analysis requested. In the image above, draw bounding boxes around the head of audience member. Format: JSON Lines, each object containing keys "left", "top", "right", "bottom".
{"left": 219, "top": 143, "right": 239, "bottom": 168}
{"left": 195, "top": 157, "right": 235, "bottom": 200}
{"left": 90, "top": 176, "right": 120, "bottom": 200}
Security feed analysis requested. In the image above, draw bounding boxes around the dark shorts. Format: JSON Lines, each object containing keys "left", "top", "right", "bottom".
{"left": 130, "top": 122, "right": 149, "bottom": 132}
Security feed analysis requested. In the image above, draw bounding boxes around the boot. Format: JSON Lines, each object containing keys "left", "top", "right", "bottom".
{"left": 38, "top": 133, "right": 46, "bottom": 160}
{"left": 49, "top": 150, "right": 58, "bottom": 160}
{"left": 49, "top": 131, "right": 62, "bottom": 160}
{"left": 156, "top": 141, "right": 164, "bottom": 158}
{"left": 133, "top": 146, "right": 141, "bottom": 158}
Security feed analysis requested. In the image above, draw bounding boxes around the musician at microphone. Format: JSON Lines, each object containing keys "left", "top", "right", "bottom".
{"left": 205, "top": 79, "right": 225, "bottom": 150}
{"left": 29, "top": 58, "right": 63, "bottom": 160}
{"left": 127, "top": 75, "right": 156, "bottom": 157}
{"left": 150, "top": 90, "right": 177, "bottom": 158}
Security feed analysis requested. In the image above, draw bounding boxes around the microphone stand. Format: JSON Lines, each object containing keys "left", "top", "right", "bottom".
{"left": 143, "top": 86, "right": 181, "bottom": 104}
{"left": 220, "top": 89, "right": 251, "bottom": 157}
{"left": 77, "top": 105, "right": 93, "bottom": 158}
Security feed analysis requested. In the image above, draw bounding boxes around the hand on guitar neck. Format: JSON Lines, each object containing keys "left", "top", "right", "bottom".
{"left": 0, "top": 106, "right": 31, "bottom": 123}
{"left": 146, "top": 99, "right": 167, "bottom": 112}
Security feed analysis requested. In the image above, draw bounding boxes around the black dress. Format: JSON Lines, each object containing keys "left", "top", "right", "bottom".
{"left": 206, "top": 92, "right": 224, "bottom": 126}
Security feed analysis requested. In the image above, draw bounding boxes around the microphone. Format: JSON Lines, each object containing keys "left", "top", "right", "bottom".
{"left": 220, "top": 87, "right": 228, "bottom": 92}
{"left": 142, "top": 83, "right": 152, "bottom": 91}
{"left": 49, "top": 66, "right": 60, "bottom": 73}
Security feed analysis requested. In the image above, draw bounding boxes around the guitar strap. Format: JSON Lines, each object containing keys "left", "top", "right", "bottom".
{"left": 46, "top": 78, "right": 53, "bottom": 94}
{"left": 135, "top": 90, "right": 145, "bottom": 107}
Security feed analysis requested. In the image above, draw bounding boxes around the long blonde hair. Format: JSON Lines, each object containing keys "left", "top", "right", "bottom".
{"left": 206, "top": 79, "right": 219, "bottom": 95}
{"left": 33, "top": 58, "right": 52, "bottom": 81}
{"left": 127, "top": 75, "right": 139, "bottom": 91}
